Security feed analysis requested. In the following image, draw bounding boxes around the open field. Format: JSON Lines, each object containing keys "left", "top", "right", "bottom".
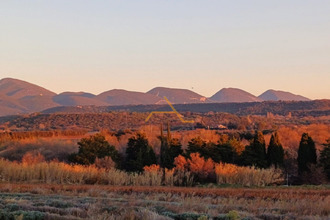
{"left": 0, "top": 184, "right": 329, "bottom": 220}
{"left": 0, "top": 110, "right": 329, "bottom": 219}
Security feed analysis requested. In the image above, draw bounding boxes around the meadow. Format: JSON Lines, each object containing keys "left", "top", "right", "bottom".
{"left": 0, "top": 115, "right": 329, "bottom": 219}
{"left": 0, "top": 158, "right": 329, "bottom": 219}
{"left": 0, "top": 183, "right": 329, "bottom": 219}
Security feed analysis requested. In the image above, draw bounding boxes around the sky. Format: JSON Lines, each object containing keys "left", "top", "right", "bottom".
{"left": 0, "top": 1, "right": 329, "bottom": 99}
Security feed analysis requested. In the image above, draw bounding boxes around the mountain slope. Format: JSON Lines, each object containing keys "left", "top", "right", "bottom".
{"left": 0, "top": 94, "right": 27, "bottom": 116}
{"left": 0, "top": 78, "right": 56, "bottom": 98}
{"left": 210, "top": 88, "right": 261, "bottom": 103}
{"left": 53, "top": 92, "right": 108, "bottom": 106}
{"left": 95, "top": 89, "right": 162, "bottom": 105}
{"left": 0, "top": 78, "right": 59, "bottom": 112}
{"left": 259, "top": 89, "right": 311, "bottom": 101}
{"left": 147, "top": 87, "right": 209, "bottom": 104}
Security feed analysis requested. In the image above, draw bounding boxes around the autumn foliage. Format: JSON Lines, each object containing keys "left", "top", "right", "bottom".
{"left": 172, "top": 152, "right": 282, "bottom": 186}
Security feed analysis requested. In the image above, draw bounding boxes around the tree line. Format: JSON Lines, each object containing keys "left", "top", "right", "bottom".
{"left": 68, "top": 124, "right": 330, "bottom": 184}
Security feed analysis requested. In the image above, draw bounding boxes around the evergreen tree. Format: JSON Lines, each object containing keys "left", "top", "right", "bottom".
{"left": 297, "top": 133, "right": 317, "bottom": 174}
{"left": 125, "top": 133, "right": 156, "bottom": 172}
{"left": 267, "top": 132, "right": 284, "bottom": 168}
{"left": 186, "top": 137, "right": 216, "bottom": 160}
{"left": 159, "top": 122, "right": 183, "bottom": 169}
{"left": 186, "top": 136, "right": 237, "bottom": 164}
{"left": 159, "top": 123, "right": 167, "bottom": 167}
{"left": 166, "top": 138, "right": 183, "bottom": 169}
{"left": 320, "top": 139, "right": 330, "bottom": 180}
{"left": 186, "top": 136, "right": 207, "bottom": 157}
{"left": 215, "top": 142, "right": 237, "bottom": 164}
{"left": 240, "top": 131, "right": 267, "bottom": 168}
{"left": 69, "top": 133, "right": 119, "bottom": 166}
{"left": 206, "top": 141, "right": 222, "bottom": 163}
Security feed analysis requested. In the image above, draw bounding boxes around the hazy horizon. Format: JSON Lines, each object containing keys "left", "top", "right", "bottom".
{"left": 1, "top": 1, "right": 329, "bottom": 99}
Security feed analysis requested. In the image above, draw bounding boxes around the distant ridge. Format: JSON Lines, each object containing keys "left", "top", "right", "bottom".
{"left": 41, "top": 100, "right": 330, "bottom": 116}
{"left": 53, "top": 92, "right": 107, "bottom": 106}
{"left": 259, "top": 89, "right": 310, "bottom": 101}
{"left": 0, "top": 77, "right": 318, "bottom": 116}
{"left": 147, "top": 87, "right": 209, "bottom": 104}
{"left": 210, "top": 88, "right": 261, "bottom": 103}
{"left": 96, "top": 89, "right": 162, "bottom": 105}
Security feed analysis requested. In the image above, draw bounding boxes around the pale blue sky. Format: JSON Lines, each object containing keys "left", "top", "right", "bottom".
{"left": 1, "top": 1, "right": 329, "bottom": 99}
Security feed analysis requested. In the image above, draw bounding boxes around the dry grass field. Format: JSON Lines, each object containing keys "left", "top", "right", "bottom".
{"left": 0, "top": 159, "right": 328, "bottom": 219}
{"left": 0, "top": 121, "right": 329, "bottom": 219}
{"left": 0, "top": 184, "right": 329, "bottom": 220}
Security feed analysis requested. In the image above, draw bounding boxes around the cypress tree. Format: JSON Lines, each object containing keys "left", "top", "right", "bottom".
{"left": 159, "top": 123, "right": 167, "bottom": 167}
{"left": 159, "top": 122, "right": 183, "bottom": 169}
{"left": 267, "top": 132, "right": 284, "bottom": 168}
{"left": 166, "top": 138, "right": 183, "bottom": 169}
{"left": 297, "top": 133, "right": 317, "bottom": 174}
{"left": 320, "top": 139, "right": 330, "bottom": 180}
{"left": 241, "top": 131, "right": 267, "bottom": 168}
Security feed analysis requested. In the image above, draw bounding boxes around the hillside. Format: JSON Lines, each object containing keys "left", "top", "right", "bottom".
{"left": 1, "top": 100, "right": 329, "bottom": 132}
{"left": 0, "top": 78, "right": 56, "bottom": 99}
{"left": 259, "top": 89, "right": 311, "bottom": 101}
{"left": 210, "top": 88, "right": 261, "bottom": 103}
{"left": 147, "top": 87, "right": 209, "bottom": 104}
{"left": 0, "top": 78, "right": 58, "bottom": 115}
{"left": 96, "top": 89, "right": 162, "bottom": 105}
{"left": 42, "top": 100, "right": 330, "bottom": 116}
{"left": 53, "top": 92, "right": 107, "bottom": 106}
{"left": 0, "top": 94, "right": 27, "bottom": 115}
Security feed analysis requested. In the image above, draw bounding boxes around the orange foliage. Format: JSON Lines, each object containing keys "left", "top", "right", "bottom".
{"left": 143, "top": 164, "right": 160, "bottom": 173}
{"left": 215, "top": 163, "right": 238, "bottom": 176}
{"left": 187, "top": 153, "right": 215, "bottom": 179}
{"left": 277, "top": 124, "right": 330, "bottom": 151}
{"left": 174, "top": 153, "right": 215, "bottom": 181}
{"left": 173, "top": 155, "right": 188, "bottom": 171}
{"left": 187, "top": 153, "right": 205, "bottom": 173}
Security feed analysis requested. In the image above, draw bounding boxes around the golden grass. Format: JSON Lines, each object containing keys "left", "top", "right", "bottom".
{"left": 0, "top": 159, "right": 194, "bottom": 186}
{"left": 215, "top": 163, "right": 284, "bottom": 186}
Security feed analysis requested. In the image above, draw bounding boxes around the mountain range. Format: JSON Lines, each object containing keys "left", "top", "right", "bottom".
{"left": 0, "top": 77, "right": 312, "bottom": 116}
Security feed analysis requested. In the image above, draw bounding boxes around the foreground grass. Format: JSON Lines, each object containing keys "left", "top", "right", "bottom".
{"left": 0, "top": 158, "right": 283, "bottom": 187}
{"left": 0, "top": 184, "right": 329, "bottom": 220}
